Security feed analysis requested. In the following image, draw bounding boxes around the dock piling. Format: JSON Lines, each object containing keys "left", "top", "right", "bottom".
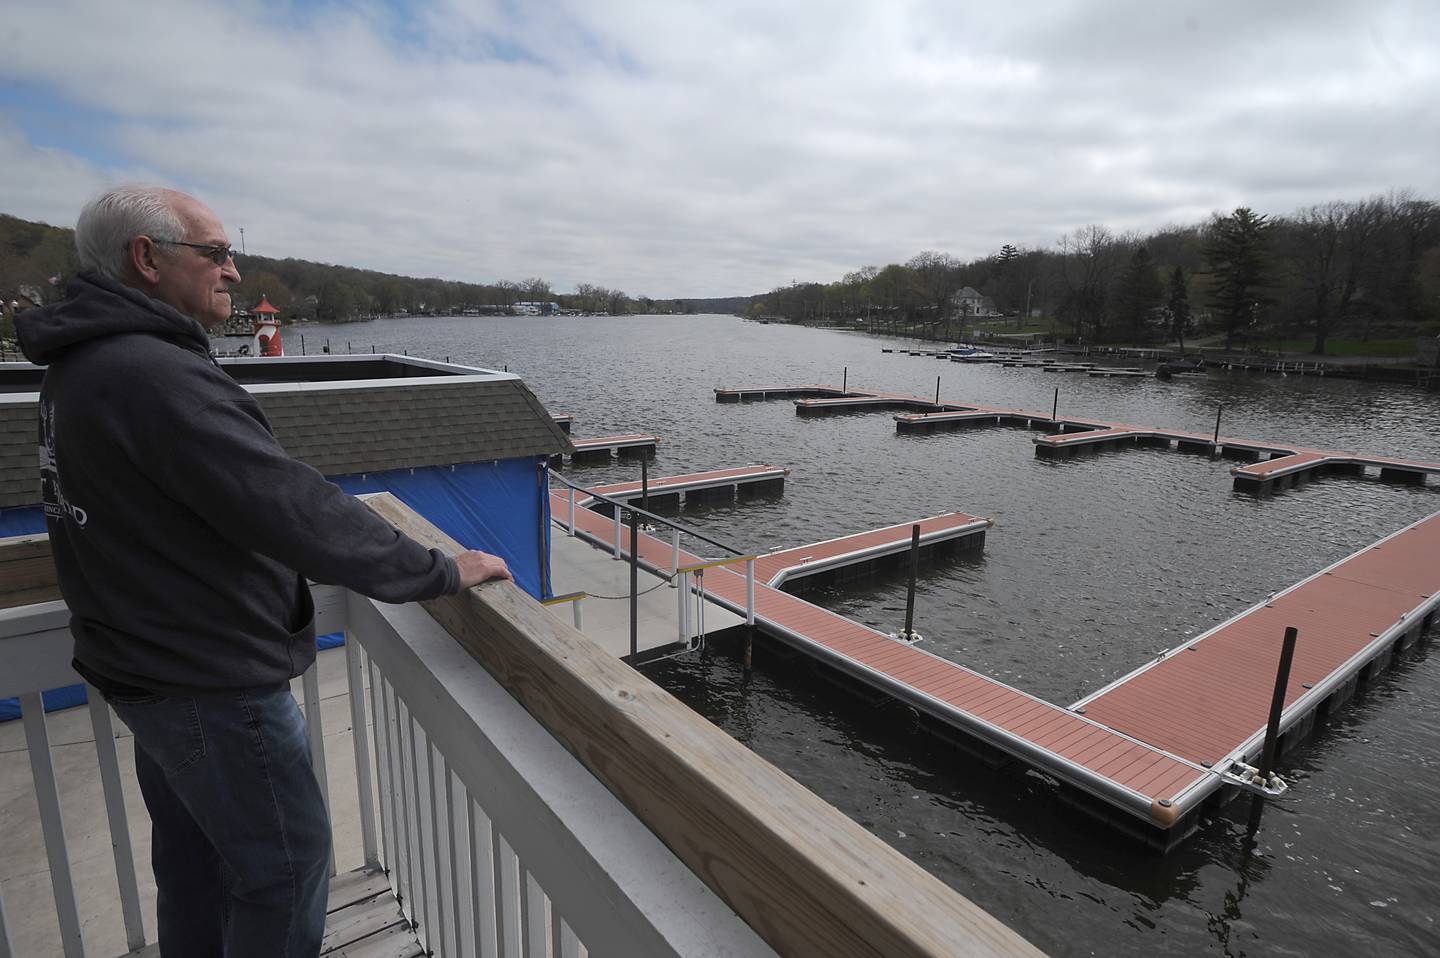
{"left": 1213, "top": 404, "right": 1224, "bottom": 450}
{"left": 629, "top": 509, "right": 640, "bottom": 658}
{"left": 935, "top": 377, "right": 941, "bottom": 406}
{"left": 641, "top": 457, "right": 650, "bottom": 511}
{"left": 1052, "top": 387, "right": 1059, "bottom": 422}
{"left": 1257, "top": 626, "right": 1299, "bottom": 780}
{"left": 902, "top": 524, "right": 920, "bottom": 641}
{"left": 842, "top": 366, "right": 847, "bottom": 393}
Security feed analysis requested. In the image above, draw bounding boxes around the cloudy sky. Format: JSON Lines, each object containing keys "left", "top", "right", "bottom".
{"left": 2, "top": 1, "right": 1436, "bottom": 297}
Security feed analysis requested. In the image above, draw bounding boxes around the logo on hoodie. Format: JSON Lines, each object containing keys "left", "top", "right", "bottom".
{"left": 39, "top": 401, "right": 88, "bottom": 527}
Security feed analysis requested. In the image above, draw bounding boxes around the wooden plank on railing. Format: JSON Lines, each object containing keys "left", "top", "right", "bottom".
{"left": 0, "top": 534, "right": 61, "bottom": 609}
{"left": 365, "top": 494, "right": 1044, "bottom": 958}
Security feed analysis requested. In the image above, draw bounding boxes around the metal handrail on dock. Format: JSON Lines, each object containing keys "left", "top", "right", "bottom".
{"left": 547, "top": 466, "right": 759, "bottom": 633}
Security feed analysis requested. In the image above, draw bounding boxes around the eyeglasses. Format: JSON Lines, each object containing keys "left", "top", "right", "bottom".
{"left": 154, "top": 240, "right": 238, "bottom": 266}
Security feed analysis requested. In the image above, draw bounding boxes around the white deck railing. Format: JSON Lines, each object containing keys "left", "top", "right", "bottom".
{"left": 0, "top": 595, "right": 774, "bottom": 958}
{"left": 0, "top": 503, "right": 1044, "bottom": 958}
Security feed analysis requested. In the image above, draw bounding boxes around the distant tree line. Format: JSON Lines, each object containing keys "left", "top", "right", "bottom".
{"left": 0, "top": 213, "right": 699, "bottom": 328}
{"left": 6, "top": 190, "right": 1440, "bottom": 354}
{"left": 747, "top": 191, "right": 1440, "bottom": 354}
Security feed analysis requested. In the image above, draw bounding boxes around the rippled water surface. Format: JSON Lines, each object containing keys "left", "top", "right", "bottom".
{"left": 320, "top": 314, "right": 1440, "bottom": 957}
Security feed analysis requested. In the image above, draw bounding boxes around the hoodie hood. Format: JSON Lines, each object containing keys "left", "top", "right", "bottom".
{"left": 16, "top": 273, "right": 212, "bottom": 367}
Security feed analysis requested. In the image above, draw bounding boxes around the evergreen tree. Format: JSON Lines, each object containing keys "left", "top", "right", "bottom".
{"left": 1166, "top": 266, "right": 1192, "bottom": 354}
{"left": 1114, "top": 246, "right": 1163, "bottom": 342}
{"left": 1203, "top": 207, "right": 1273, "bottom": 348}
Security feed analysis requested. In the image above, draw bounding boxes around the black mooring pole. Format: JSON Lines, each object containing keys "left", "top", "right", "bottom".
{"left": 1213, "top": 403, "right": 1224, "bottom": 446}
{"left": 1052, "top": 387, "right": 1059, "bottom": 423}
{"left": 1257, "top": 626, "right": 1299, "bottom": 780}
{"left": 935, "top": 376, "right": 941, "bottom": 406}
{"left": 629, "top": 509, "right": 640, "bottom": 658}
{"left": 843, "top": 366, "right": 848, "bottom": 393}
{"left": 641, "top": 455, "right": 650, "bottom": 511}
{"left": 903, "top": 524, "right": 920, "bottom": 639}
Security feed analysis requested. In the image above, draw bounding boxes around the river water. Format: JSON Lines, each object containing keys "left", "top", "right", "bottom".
{"left": 316, "top": 314, "right": 1439, "bottom": 957}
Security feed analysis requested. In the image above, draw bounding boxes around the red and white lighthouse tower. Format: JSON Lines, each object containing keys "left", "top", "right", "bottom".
{"left": 251, "top": 295, "right": 283, "bottom": 357}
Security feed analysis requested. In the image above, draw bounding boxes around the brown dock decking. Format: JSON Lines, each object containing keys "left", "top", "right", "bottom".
{"left": 754, "top": 512, "right": 990, "bottom": 588}
{"left": 1074, "top": 510, "right": 1440, "bottom": 817}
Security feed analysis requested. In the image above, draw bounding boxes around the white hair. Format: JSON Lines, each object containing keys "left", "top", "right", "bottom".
{"left": 74, "top": 184, "right": 186, "bottom": 281}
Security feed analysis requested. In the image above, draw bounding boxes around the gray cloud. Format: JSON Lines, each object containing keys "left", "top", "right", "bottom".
{"left": 2, "top": 0, "right": 1436, "bottom": 297}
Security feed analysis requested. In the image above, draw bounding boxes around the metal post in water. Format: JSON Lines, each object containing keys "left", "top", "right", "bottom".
{"left": 641, "top": 456, "right": 650, "bottom": 511}
{"left": 935, "top": 376, "right": 941, "bottom": 406}
{"left": 1257, "top": 626, "right": 1299, "bottom": 780}
{"left": 903, "top": 524, "right": 920, "bottom": 640}
{"left": 629, "top": 509, "right": 639, "bottom": 658}
{"left": 1213, "top": 403, "right": 1224, "bottom": 447}
{"left": 842, "top": 366, "right": 847, "bottom": 393}
{"left": 743, "top": 557, "right": 757, "bottom": 675}
{"left": 1052, "top": 387, "right": 1059, "bottom": 423}
{"left": 301, "top": 334, "right": 306, "bottom": 355}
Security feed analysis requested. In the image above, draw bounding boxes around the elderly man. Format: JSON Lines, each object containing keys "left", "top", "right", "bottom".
{"left": 16, "top": 185, "right": 511, "bottom": 956}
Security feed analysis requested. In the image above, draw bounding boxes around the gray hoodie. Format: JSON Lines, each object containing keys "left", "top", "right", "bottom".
{"left": 17, "top": 274, "right": 458, "bottom": 694}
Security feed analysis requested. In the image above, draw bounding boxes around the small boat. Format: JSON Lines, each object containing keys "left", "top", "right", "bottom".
{"left": 1155, "top": 357, "right": 1206, "bottom": 379}
{"left": 945, "top": 344, "right": 996, "bottom": 361}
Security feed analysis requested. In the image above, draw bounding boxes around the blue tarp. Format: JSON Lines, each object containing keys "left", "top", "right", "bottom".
{"left": 1, "top": 458, "right": 552, "bottom": 721}
{"left": 333, "top": 457, "right": 552, "bottom": 600}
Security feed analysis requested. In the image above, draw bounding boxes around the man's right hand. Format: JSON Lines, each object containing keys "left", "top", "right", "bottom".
{"left": 455, "top": 550, "right": 513, "bottom": 589}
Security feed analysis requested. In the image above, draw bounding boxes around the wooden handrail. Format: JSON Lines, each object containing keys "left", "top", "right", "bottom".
{"left": 364, "top": 494, "right": 1044, "bottom": 958}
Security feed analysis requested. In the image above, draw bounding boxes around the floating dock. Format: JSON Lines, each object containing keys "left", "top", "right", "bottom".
{"left": 564, "top": 434, "right": 659, "bottom": 463}
{"left": 727, "top": 382, "right": 1438, "bottom": 494}
{"left": 581, "top": 465, "right": 790, "bottom": 510}
{"left": 754, "top": 512, "right": 990, "bottom": 589}
{"left": 1073, "top": 511, "right": 1440, "bottom": 829}
{"left": 795, "top": 394, "right": 943, "bottom": 416}
{"left": 707, "top": 383, "right": 1440, "bottom": 842}
{"left": 715, "top": 385, "right": 849, "bottom": 402}
{"left": 1031, "top": 426, "right": 1438, "bottom": 491}
{"left": 556, "top": 489, "right": 1210, "bottom": 837}
{"left": 590, "top": 482, "right": 1437, "bottom": 843}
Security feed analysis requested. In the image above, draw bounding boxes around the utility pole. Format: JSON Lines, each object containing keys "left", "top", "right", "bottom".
{"left": 239, "top": 227, "right": 246, "bottom": 255}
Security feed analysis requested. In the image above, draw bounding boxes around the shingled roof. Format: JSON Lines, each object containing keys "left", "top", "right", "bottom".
{"left": 0, "top": 355, "right": 573, "bottom": 509}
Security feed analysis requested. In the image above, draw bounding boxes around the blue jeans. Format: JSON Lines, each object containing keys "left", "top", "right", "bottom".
{"left": 110, "top": 683, "right": 332, "bottom": 957}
